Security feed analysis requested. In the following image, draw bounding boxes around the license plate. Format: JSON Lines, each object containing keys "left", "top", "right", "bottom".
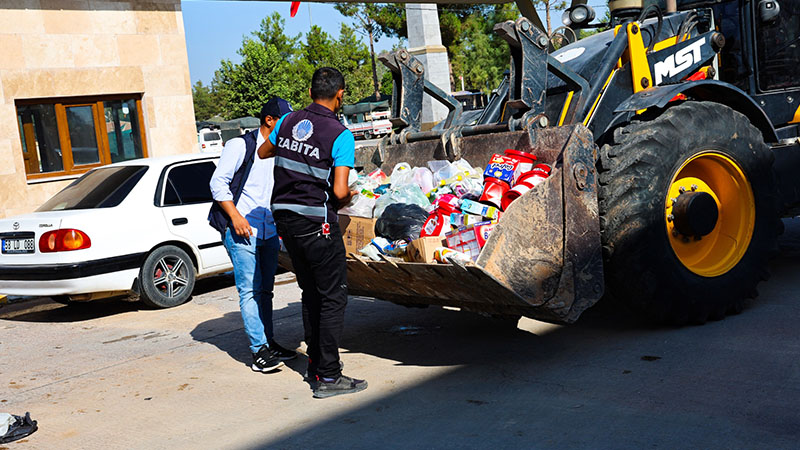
{"left": 2, "top": 238, "right": 35, "bottom": 254}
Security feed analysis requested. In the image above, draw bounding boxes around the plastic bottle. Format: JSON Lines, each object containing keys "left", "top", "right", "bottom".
{"left": 504, "top": 149, "right": 538, "bottom": 184}
{"left": 500, "top": 164, "right": 552, "bottom": 210}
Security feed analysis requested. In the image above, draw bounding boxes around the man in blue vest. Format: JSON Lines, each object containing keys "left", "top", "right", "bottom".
{"left": 209, "top": 97, "right": 297, "bottom": 373}
{"left": 258, "top": 68, "right": 366, "bottom": 398}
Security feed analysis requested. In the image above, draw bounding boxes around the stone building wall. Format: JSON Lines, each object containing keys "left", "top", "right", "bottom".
{"left": 0, "top": 0, "right": 196, "bottom": 218}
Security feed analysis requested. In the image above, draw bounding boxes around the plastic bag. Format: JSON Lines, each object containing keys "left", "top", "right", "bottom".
{"left": 338, "top": 192, "right": 376, "bottom": 218}
{"left": 347, "top": 168, "right": 360, "bottom": 188}
{"left": 0, "top": 412, "right": 37, "bottom": 444}
{"left": 374, "top": 184, "right": 432, "bottom": 218}
{"left": 411, "top": 167, "right": 434, "bottom": 194}
{"left": 427, "top": 160, "right": 450, "bottom": 174}
{"left": 374, "top": 203, "right": 430, "bottom": 241}
{"left": 389, "top": 162, "right": 413, "bottom": 186}
{"left": 432, "top": 161, "right": 458, "bottom": 186}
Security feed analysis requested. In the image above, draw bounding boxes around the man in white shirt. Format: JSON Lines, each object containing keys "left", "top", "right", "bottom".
{"left": 209, "top": 98, "right": 296, "bottom": 372}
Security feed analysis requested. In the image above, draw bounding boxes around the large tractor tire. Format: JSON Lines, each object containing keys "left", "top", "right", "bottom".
{"left": 597, "top": 101, "right": 778, "bottom": 324}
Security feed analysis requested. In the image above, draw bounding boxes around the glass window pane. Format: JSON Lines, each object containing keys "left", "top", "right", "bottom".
{"left": 203, "top": 132, "right": 221, "bottom": 142}
{"left": 65, "top": 105, "right": 100, "bottom": 166}
{"left": 16, "top": 104, "right": 63, "bottom": 174}
{"left": 37, "top": 166, "right": 148, "bottom": 211}
{"left": 104, "top": 99, "right": 144, "bottom": 163}
{"left": 18, "top": 115, "right": 27, "bottom": 154}
{"left": 755, "top": 2, "right": 800, "bottom": 91}
{"left": 166, "top": 162, "right": 216, "bottom": 204}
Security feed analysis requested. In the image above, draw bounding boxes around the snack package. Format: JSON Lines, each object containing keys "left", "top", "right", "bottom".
{"left": 483, "top": 154, "right": 519, "bottom": 185}
{"left": 460, "top": 199, "right": 500, "bottom": 220}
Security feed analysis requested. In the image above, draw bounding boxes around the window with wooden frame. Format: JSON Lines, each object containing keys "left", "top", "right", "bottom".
{"left": 16, "top": 95, "right": 148, "bottom": 180}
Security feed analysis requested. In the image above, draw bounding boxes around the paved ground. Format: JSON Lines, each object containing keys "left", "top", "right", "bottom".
{"left": 2, "top": 220, "right": 800, "bottom": 449}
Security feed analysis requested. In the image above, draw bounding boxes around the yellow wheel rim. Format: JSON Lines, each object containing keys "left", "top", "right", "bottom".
{"left": 665, "top": 152, "right": 755, "bottom": 277}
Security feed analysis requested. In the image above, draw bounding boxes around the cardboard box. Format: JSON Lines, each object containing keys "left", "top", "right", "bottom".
{"left": 339, "top": 214, "right": 377, "bottom": 255}
{"left": 406, "top": 236, "right": 446, "bottom": 263}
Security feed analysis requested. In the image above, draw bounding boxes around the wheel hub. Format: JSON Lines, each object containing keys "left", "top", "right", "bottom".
{"left": 664, "top": 152, "right": 755, "bottom": 278}
{"left": 672, "top": 191, "right": 719, "bottom": 238}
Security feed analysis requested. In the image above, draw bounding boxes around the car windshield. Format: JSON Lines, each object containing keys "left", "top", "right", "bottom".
{"left": 202, "top": 132, "right": 221, "bottom": 142}
{"left": 37, "top": 166, "right": 148, "bottom": 211}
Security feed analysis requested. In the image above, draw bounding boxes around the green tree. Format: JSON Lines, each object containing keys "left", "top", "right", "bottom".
{"left": 372, "top": 4, "right": 520, "bottom": 93}
{"left": 334, "top": 3, "right": 386, "bottom": 101}
{"left": 213, "top": 38, "right": 294, "bottom": 119}
{"left": 191, "top": 80, "right": 218, "bottom": 121}
{"left": 206, "top": 11, "right": 381, "bottom": 118}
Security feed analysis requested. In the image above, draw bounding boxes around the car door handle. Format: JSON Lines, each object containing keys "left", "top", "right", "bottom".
{"left": 172, "top": 218, "right": 188, "bottom": 225}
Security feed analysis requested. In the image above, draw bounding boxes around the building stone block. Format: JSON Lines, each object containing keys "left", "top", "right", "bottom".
{"left": 22, "top": 34, "right": 75, "bottom": 69}
{"left": 143, "top": 64, "right": 189, "bottom": 96}
{"left": 0, "top": 140, "right": 16, "bottom": 176}
{"left": 0, "top": 6, "right": 45, "bottom": 35}
{"left": 87, "top": 3, "right": 137, "bottom": 35}
{"left": 73, "top": 35, "right": 120, "bottom": 67}
{"left": 41, "top": 7, "right": 92, "bottom": 34}
{"left": 0, "top": 35, "right": 25, "bottom": 71}
{"left": 117, "top": 34, "right": 161, "bottom": 66}
{"left": 135, "top": 8, "right": 178, "bottom": 34}
{"left": 157, "top": 33, "right": 189, "bottom": 68}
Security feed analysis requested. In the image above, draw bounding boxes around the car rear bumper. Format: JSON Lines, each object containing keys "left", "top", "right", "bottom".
{"left": 0, "top": 252, "right": 144, "bottom": 295}
{"left": 0, "top": 252, "right": 144, "bottom": 280}
{"left": 0, "top": 269, "right": 140, "bottom": 296}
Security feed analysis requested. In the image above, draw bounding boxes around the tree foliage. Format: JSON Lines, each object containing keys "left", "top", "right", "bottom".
{"left": 191, "top": 80, "right": 220, "bottom": 121}
{"left": 198, "top": 12, "right": 378, "bottom": 121}
{"left": 334, "top": 3, "right": 385, "bottom": 100}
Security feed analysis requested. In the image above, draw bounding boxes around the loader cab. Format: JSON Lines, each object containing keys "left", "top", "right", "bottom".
{"left": 713, "top": 0, "right": 800, "bottom": 138}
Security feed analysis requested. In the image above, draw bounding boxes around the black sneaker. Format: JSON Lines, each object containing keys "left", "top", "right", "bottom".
{"left": 268, "top": 339, "right": 297, "bottom": 361}
{"left": 251, "top": 345, "right": 283, "bottom": 372}
{"left": 313, "top": 375, "right": 368, "bottom": 399}
{"left": 304, "top": 361, "right": 344, "bottom": 382}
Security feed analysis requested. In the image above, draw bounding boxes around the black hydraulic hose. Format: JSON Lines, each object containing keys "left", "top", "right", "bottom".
{"left": 638, "top": 4, "right": 663, "bottom": 53}
{"left": 576, "top": 28, "right": 630, "bottom": 121}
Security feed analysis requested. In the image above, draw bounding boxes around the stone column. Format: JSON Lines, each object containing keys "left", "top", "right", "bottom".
{"left": 405, "top": 3, "right": 451, "bottom": 127}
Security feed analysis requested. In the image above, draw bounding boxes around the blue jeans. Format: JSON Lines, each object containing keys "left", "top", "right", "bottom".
{"left": 222, "top": 229, "right": 280, "bottom": 354}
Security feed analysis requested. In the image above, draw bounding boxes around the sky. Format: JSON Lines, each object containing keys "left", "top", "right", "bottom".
{"left": 181, "top": 1, "right": 610, "bottom": 87}
{"left": 181, "top": 1, "right": 398, "bottom": 86}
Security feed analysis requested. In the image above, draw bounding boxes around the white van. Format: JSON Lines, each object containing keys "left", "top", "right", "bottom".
{"left": 197, "top": 128, "right": 223, "bottom": 153}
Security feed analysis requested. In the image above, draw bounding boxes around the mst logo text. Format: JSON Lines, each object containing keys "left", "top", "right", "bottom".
{"left": 653, "top": 38, "right": 706, "bottom": 85}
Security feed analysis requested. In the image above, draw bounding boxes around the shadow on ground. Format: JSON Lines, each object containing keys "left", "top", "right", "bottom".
{"left": 189, "top": 303, "right": 305, "bottom": 371}
{"left": 0, "top": 272, "right": 238, "bottom": 323}
{"left": 249, "top": 220, "right": 800, "bottom": 449}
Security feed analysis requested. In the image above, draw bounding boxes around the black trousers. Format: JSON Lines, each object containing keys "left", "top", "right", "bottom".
{"left": 274, "top": 211, "right": 348, "bottom": 379}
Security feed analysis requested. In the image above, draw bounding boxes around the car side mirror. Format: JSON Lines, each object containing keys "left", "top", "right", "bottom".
{"left": 758, "top": 0, "right": 781, "bottom": 23}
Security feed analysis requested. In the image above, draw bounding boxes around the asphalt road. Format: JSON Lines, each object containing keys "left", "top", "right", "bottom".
{"left": 1, "top": 220, "right": 800, "bottom": 449}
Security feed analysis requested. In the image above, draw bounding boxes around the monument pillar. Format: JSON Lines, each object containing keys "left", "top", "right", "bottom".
{"left": 405, "top": 3, "right": 451, "bottom": 127}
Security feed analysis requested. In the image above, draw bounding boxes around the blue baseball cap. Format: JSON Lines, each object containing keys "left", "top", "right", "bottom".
{"left": 260, "top": 97, "right": 293, "bottom": 121}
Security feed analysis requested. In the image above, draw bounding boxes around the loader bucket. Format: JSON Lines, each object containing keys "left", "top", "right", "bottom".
{"left": 347, "top": 124, "right": 604, "bottom": 324}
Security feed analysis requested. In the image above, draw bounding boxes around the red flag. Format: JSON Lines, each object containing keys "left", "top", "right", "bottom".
{"left": 290, "top": 2, "right": 300, "bottom": 17}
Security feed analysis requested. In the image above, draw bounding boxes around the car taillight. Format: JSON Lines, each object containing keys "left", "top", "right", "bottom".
{"left": 202, "top": 143, "right": 206, "bottom": 148}
{"left": 39, "top": 229, "right": 92, "bottom": 252}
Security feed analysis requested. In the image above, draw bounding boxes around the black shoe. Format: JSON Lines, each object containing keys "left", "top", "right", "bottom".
{"left": 252, "top": 345, "right": 283, "bottom": 372}
{"left": 268, "top": 339, "right": 297, "bottom": 361}
{"left": 304, "top": 360, "right": 344, "bottom": 382}
{"left": 313, "top": 375, "right": 368, "bottom": 399}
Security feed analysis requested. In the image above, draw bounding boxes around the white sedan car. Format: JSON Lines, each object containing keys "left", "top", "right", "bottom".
{"left": 0, "top": 153, "right": 233, "bottom": 308}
